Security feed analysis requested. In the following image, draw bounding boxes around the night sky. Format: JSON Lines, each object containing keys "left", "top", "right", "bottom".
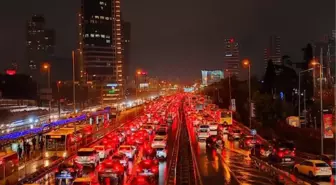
{"left": 0, "top": 0, "right": 334, "bottom": 82}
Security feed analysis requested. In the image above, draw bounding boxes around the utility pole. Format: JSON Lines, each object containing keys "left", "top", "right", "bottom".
{"left": 319, "top": 48, "right": 324, "bottom": 155}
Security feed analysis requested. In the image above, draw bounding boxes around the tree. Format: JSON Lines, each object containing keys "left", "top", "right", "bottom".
{"left": 262, "top": 59, "right": 276, "bottom": 94}
{"left": 253, "top": 91, "right": 276, "bottom": 127}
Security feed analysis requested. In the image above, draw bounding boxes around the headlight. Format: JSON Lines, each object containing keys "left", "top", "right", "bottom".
{"left": 63, "top": 152, "right": 67, "bottom": 157}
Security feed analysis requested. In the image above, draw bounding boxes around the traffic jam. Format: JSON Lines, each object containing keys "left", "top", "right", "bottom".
{"left": 48, "top": 95, "right": 182, "bottom": 185}
{"left": 184, "top": 95, "right": 335, "bottom": 184}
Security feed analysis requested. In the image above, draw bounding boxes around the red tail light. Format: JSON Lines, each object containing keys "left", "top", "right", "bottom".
{"left": 246, "top": 140, "right": 251, "bottom": 144}
{"left": 291, "top": 151, "right": 295, "bottom": 157}
{"left": 278, "top": 152, "right": 284, "bottom": 158}
{"left": 151, "top": 167, "right": 158, "bottom": 173}
{"left": 89, "top": 156, "right": 95, "bottom": 160}
{"left": 136, "top": 167, "right": 142, "bottom": 172}
{"left": 212, "top": 138, "right": 217, "bottom": 142}
{"left": 260, "top": 149, "right": 265, "bottom": 153}
{"left": 98, "top": 165, "right": 104, "bottom": 172}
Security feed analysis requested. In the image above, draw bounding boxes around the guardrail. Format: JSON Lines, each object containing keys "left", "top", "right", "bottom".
{"left": 233, "top": 120, "right": 320, "bottom": 160}
{"left": 166, "top": 106, "right": 182, "bottom": 185}
{"left": 183, "top": 107, "right": 202, "bottom": 185}
{"left": 250, "top": 156, "right": 318, "bottom": 185}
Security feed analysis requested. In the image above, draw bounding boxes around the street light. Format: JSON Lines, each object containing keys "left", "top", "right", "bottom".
{"left": 43, "top": 63, "right": 51, "bottom": 120}
{"left": 57, "top": 81, "right": 61, "bottom": 118}
{"left": 242, "top": 59, "right": 252, "bottom": 128}
{"left": 298, "top": 68, "right": 314, "bottom": 123}
{"left": 311, "top": 57, "right": 324, "bottom": 155}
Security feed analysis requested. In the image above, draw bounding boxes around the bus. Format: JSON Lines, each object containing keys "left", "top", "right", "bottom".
{"left": 219, "top": 109, "right": 233, "bottom": 125}
{"left": 0, "top": 151, "right": 19, "bottom": 185}
{"left": 45, "top": 125, "right": 93, "bottom": 158}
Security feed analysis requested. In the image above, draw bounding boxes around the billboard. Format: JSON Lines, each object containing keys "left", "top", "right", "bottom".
{"left": 201, "top": 70, "right": 224, "bottom": 86}
{"left": 323, "top": 114, "right": 334, "bottom": 138}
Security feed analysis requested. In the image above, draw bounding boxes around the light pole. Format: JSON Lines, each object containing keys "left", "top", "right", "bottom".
{"left": 298, "top": 68, "right": 314, "bottom": 121}
{"left": 311, "top": 54, "right": 324, "bottom": 155}
{"left": 57, "top": 81, "right": 61, "bottom": 118}
{"left": 72, "top": 51, "right": 76, "bottom": 113}
{"left": 43, "top": 63, "right": 51, "bottom": 120}
{"left": 242, "top": 59, "right": 251, "bottom": 128}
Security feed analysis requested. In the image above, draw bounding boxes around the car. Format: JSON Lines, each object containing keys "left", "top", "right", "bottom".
{"left": 75, "top": 148, "right": 100, "bottom": 167}
{"left": 94, "top": 145, "right": 111, "bottom": 160}
{"left": 107, "top": 132, "right": 125, "bottom": 143}
{"left": 294, "top": 160, "right": 332, "bottom": 178}
{"left": 118, "top": 145, "right": 137, "bottom": 160}
{"left": 142, "top": 146, "right": 157, "bottom": 160}
{"left": 208, "top": 122, "right": 218, "bottom": 135}
{"left": 100, "top": 139, "right": 119, "bottom": 152}
{"left": 151, "top": 136, "right": 167, "bottom": 148}
{"left": 319, "top": 154, "right": 336, "bottom": 170}
{"left": 250, "top": 143, "right": 272, "bottom": 158}
{"left": 129, "top": 123, "right": 139, "bottom": 132}
{"left": 228, "top": 129, "right": 241, "bottom": 140}
{"left": 72, "top": 177, "right": 98, "bottom": 185}
{"left": 205, "top": 135, "right": 224, "bottom": 149}
{"left": 111, "top": 153, "right": 129, "bottom": 168}
{"left": 155, "top": 147, "right": 167, "bottom": 159}
{"left": 269, "top": 140, "right": 295, "bottom": 165}
{"left": 136, "top": 159, "right": 159, "bottom": 177}
{"left": 154, "top": 129, "right": 168, "bottom": 140}
{"left": 141, "top": 125, "right": 154, "bottom": 135}
{"left": 97, "top": 159, "right": 125, "bottom": 184}
{"left": 197, "top": 124, "right": 210, "bottom": 141}
{"left": 239, "top": 136, "right": 258, "bottom": 149}
{"left": 130, "top": 176, "right": 157, "bottom": 185}
{"left": 56, "top": 162, "right": 83, "bottom": 184}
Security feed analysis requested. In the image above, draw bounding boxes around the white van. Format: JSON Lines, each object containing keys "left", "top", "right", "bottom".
{"left": 197, "top": 124, "right": 210, "bottom": 141}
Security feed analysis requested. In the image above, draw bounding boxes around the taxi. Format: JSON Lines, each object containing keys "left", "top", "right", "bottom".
{"left": 294, "top": 160, "right": 332, "bottom": 178}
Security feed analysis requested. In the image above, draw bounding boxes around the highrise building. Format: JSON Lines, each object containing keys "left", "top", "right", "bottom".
{"left": 79, "top": 0, "right": 123, "bottom": 103}
{"left": 122, "top": 21, "right": 131, "bottom": 84}
{"left": 224, "top": 38, "right": 240, "bottom": 78}
{"left": 26, "top": 15, "right": 55, "bottom": 82}
{"left": 264, "top": 35, "right": 281, "bottom": 69}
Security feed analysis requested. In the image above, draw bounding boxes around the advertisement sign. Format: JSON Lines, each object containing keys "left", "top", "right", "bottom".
{"left": 231, "top": 99, "right": 236, "bottom": 111}
{"left": 201, "top": 70, "right": 224, "bottom": 86}
{"left": 323, "top": 114, "right": 334, "bottom": 138}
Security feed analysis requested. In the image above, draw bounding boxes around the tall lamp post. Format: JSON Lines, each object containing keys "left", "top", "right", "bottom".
{"left": 298, "top": 68, "right": 314, "bottom": 122}
{"left": 57, "top": 81, "right": 61, "bottom": 118}
{"left": 43, "top": 63, "right": 51, "bottom": 119}
{"left": 242, "top": 59, "right": 252, "bottom": 128}
{"left": 72, "top": 51, "right": 76, "bottom": 113}
{"left": 311, "top": 57, "right": 324, "bottom": 155}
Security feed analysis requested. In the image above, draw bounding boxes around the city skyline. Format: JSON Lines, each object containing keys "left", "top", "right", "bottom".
{"left": 0, "top": 0, "right": 334, "bottom": 82}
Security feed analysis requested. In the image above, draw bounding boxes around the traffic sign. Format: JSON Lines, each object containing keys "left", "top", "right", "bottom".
{"left": 251, "top": 129, "right": 257, "bottom": 136}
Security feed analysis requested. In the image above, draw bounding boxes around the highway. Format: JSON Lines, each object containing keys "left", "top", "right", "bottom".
{"left": 18, "top": 95, "right": 182, "bottom": 185}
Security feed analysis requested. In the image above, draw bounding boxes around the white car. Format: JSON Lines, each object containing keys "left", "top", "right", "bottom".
{"left": 154, "top": 129, "right": 168, "bottom": 140}
{"left": 151, "top": 137, "right": 167, "bottom": 148}
{"left": 197, "top": 125, "right": 210, "bottom": 141}
{"left": 209, "top": 122, "right": 218, "bottom": 136}
{"left": 155, "top": 147, "right": 167, "bottom": 159}
{"left": 94, "top": 145, "right": 110, "bottom": 160}
{"left": 118, "top": 145, "right": 137, "bottom": 160}
{"left": 75, "top": 148, "right": 100, "bottom": 167}
{"left": 294, "top": 160, "right": 332, "bottom": 178}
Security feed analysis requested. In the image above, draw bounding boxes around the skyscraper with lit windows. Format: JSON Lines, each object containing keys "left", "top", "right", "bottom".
{"left": 79, "top": 0, "right": 123, "bottom": 103}
{"left": 224, "top": 38, "right": 240, "bottom": 78}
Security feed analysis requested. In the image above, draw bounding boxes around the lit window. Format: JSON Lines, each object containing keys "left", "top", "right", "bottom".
{"left": 105, "top": 17, "right": 109, "bottom": 20}
{"left": 95, "top": 34, "right": 100, "bottom": 37}
{"left": 95, "top": 15, "right": 99, "bottom": 19}
{"left": 85, "top": 34, "right": 89, "bottom": 37}
{"left": 106, "top": 40, "right": 111, "bottom": 43}
{"left": 90, "top": 34, "right": 94, "bottom": 37}
{"left": 99, "top": 1, "right": 104, "bottom": 5}
{"left": 100, "top": 16, "right": 104, "bottom": 19}
{"left": 101, "top": 34, "right": 105, "bottom": 38}
{"left": 106, "top": 35, "right": 110, "bottom": 39}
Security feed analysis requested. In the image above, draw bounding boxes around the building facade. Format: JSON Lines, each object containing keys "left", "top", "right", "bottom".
{"left": 26, "top": 15, "right": 55, "bottom": 83}
{"left": 264, "top": 35, "right": 281, "bottom": 69}
{"left": 79, "top": 0, "right": 123, "bottom": 103}
{"left": 224, "top": 38, "right": 240, "bottom": 78}
{"left": 122, "top": 21, "right": 131, "bottom": 84}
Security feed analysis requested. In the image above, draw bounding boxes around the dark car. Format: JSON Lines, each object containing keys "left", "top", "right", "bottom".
{"left": 250, "top": 143, "right": 272, "bottom": 158}
{"left": 56, "top": 162, "right": 83, "bottom": 184}
{"left": 205, "top": 135, "right": 224, "bottom": 149}
{"left": 269, "top": 140, "right": 295, "bottom": 165}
